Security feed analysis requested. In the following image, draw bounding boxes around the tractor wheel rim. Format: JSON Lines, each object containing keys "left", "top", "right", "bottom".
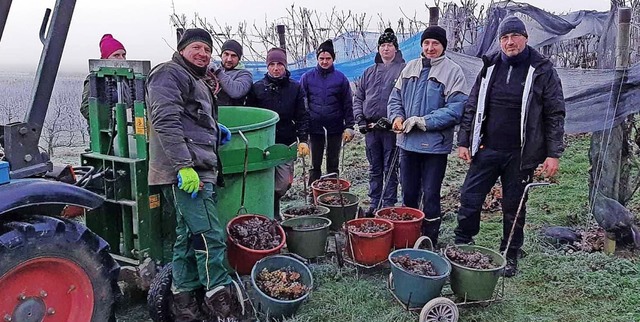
{"left": 0, "top": 257, "right": 94, "bottom": 321}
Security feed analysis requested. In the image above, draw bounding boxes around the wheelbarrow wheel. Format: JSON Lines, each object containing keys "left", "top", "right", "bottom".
{"left": 419, "top": 297, "right": 458, "bottom": 322}
{"left": 147, "top": 264, "right": 174, "bottom": 322}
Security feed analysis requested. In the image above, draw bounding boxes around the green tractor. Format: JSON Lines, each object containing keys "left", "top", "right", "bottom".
{"left": 0, "top": 1, "right": 295, "bottom": 321}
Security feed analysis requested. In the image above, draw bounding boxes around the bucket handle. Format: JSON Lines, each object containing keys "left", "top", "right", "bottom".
{"left": 236, "top": 130, "right": 249, "bottom": 215}
{"left": 413, "top": 236, "right": 433, "bottom": 251}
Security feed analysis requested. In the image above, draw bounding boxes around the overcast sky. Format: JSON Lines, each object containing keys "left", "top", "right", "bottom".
{"left": 0, "top": 0, "right": 610, "bottom": 73}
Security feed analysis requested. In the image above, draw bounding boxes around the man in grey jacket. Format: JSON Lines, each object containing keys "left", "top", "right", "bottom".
{"left": 454, "top": 17, "right": 565, "bottom": 277}
{"left": 354, "top": 28, "right": 405, "bottom": 217}
{"left": 146, "top": 28, "right": 244, "bottom": 321}
{"left": 211, "top": 39, "right": 253, "bottom": 106}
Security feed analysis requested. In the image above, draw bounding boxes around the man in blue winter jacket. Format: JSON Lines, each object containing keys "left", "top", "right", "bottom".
{"left": 301, "top": 39, "right": 355, "bottom": 186}
{"left": 388, "top": 26, "right": 468, "bottom": 246}
{"left": 354, "top": 28, "right": 405, "bottom": 217}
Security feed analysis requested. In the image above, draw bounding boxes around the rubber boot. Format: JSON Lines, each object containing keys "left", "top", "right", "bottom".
{"left": 421, "top": 217, "right": 442, "bottom": 247}
{"left": 274, "top": 192, "right": 284, "bottom": 221}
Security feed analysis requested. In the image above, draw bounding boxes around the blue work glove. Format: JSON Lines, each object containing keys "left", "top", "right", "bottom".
{"left": 177, "top": 167, "right": 200, "bottom": 198}
{"left": 219, "top": 123, "right": 231, "bottom": 146}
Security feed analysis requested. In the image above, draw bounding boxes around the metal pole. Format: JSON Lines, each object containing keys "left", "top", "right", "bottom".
{"left": 25, "top": 0, "right": 76, "bottom": 130}
{"left": 603, "top": 7, "right": 632, "bottom": 254}
{"left": 276, "top": 24, "right": 286, "bottom": 49}
{"left": 429, "top": 7, "right": 439, "bottom": 26}
{"left": 0, "top": 0, "right": 13, "bottom": 43}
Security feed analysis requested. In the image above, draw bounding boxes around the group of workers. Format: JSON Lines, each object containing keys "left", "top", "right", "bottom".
{"left": 85, "top": 15, "right": 565, "bottom": 321}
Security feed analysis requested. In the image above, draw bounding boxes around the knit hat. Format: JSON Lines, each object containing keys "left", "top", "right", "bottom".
{"left": 221, "top": 40, "right": 243, "bottom": 58}
{"left": 499, "top": 16, "right": 528, "bottom": 38}
{"left": 99, "top": 34, "right": 126, "bottom": 59}
{"left": 266, "top": 47, "right": 287, "bottom": 66}
{"left": 378, "top": 28, "right": 399, "bottom": 49}
{"left": 177, "top": 28, "right": 213, "bottom": 51}
{"left": 420, "top": 26, "right": 447, "bottom": 49}
{"left": 316, "top": 39, "right": 335, "bottom": 59}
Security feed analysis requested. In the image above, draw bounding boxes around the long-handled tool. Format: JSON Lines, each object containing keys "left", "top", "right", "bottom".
{"left": 502, "top": 182, "right": 550, "bottom": 257}
{"left": 375, "top": 147, "right": 400, "bottom": 212}
{"left": 237, "top": 130, "right": 249, "bottom": 215}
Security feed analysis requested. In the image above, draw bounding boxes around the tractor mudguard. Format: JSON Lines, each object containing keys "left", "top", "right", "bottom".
{"left": 0, "top": 178, "right": 104, "bottom": 215}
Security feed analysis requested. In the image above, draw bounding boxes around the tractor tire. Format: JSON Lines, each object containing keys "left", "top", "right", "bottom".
{"left": 148, "top": 263, "right": 174, "bottom": 322}
{"left": 0, "top": 215, "right": 119, "bottom": 322}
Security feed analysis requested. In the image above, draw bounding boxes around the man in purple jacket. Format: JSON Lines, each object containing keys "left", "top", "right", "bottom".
{"left": 301, "top": 39, "right": 355, "bottom": 186}
{"left": 353, "top": 28, "right": 405, "bottom": 217}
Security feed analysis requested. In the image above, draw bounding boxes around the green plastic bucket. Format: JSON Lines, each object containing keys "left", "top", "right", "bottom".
{"left": 250, "top": 255, "right": 313, "bottom": 319}
{"left": 217, "top": 106, "right": 297, "bottom": 229}
{"left": 316, "top": 192, "right": 359, "bottom": 231}
{"left": 445, "top": 245, "right": 506, "bottom": 301}
{"left": 281, "top": 216, "right": 331, "bottom": 258}
{"left": 388, "top": 249, "right": 451, "bottom": 308}
{"left": 281, "top": 205, "right": 330, "bottom": 220}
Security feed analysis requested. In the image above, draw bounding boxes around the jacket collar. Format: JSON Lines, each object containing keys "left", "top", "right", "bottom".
{"left": 316, "top": 64, "right": 335, "bottom": 75}
{"left": 483, "top": 45, "right": 552, "bottom": 73}
{"left": 172, "top": 52, "right": 206, "bottom": 78}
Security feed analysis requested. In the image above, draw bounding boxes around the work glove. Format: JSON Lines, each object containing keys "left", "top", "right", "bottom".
{"left": 342, "top": 128, "right": 355, "bottom": 143}
{"left": 402, "top": 116, "right": 426, "bottom": 133}
{"left": 219, "top": 123, "right": 231, "bottom": 146}
{"left": 298, "top": 142, "right": 310, "bottom": 157}
{"left": 177, "top": 167, "right": 200, "bottom": 198}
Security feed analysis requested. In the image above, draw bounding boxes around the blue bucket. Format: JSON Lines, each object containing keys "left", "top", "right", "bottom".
{"left": 388, "top": 249, "right": 451, "bottom": 308}
{"left": 250, "top": 255, "right": 313, "bottom": 319}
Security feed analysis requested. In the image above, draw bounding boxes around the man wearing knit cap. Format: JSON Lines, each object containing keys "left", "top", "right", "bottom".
{"left": 455, "top": 15, "right": 565, "bottom": 277}
{"left": 80, "top": 34, "right": 127, "bottom": 121}
{"left": 300, "top": 39, "right": 355, "bottom": 187}
{"left": 388, "top": 25, "right": 468, "bottom": 246}
{"left": 354, "top": 28, "right": 405, "bottom": 217}
{"left": 246, "top": 48, "right": 310, "bottom": 218}
{"left": 211, "top": 39, "right": 253, "bottom": 106}
{"left": 146, "top": 28, "right": 244, "bottom": 321}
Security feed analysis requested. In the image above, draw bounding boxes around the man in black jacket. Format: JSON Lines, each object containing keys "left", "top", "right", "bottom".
{"left": 146, "top": 28, "right": 244, "bottom": 321}
{"left": 454, "top": 17, "right": 566, "bottom": 277}
{"left": 246, "top": 48, "right": 310, "bottom": 218}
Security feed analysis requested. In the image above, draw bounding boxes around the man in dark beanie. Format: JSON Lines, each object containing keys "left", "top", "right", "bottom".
{"left": 246, "top": 48, "right": 310, "bottom": 217}
{"left": 316, "top": 39, "right": 335, "bottom": 59}
{"left": 211, "top": 39, "right": 252, "bottom": 106}
{"left": 301, "top": 39, "right": 355, "bottom": 189}
{"left": 455, "top": 14, "right": 565, "bottom": 277}
{"left": 420, "top": 26, "right": 448, "bottom": 51}
{"left": 388, "top": 25, "right": 467, "bottom": 246}
{"left": 354, "top": 27, "right": 405, "bottom": 216}
{"left": 146, "top": 27, "right": 245, "bottom": 321}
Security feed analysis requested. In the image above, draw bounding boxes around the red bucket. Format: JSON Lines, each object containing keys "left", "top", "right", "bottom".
{"left": 311, "top": 178, "right": 350, "bottom": 204}
{"left": 375, "top": 207, "right": 425, "bottom": 249}
{"left": 226, "top": 214, "right": 286, "bottom": 275}
{"left": 345, "top": 218, "right": 394, "bottom": 265}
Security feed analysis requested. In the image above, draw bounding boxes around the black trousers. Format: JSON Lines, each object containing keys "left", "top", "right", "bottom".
{"left": 308, "top": 133, "right": 343, "bottom": 185}
{"left": 454, "top": 147, "right": 533, "bottom": 259}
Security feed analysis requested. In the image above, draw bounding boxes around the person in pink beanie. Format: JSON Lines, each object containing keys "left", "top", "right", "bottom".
{"left": 81, "top": 34, "right": 128, "bottom": 121}
{"left": 99, "top": 34, "right": 126, "bottom": 59}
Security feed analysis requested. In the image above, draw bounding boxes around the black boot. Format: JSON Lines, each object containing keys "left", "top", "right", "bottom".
{"left": 172, "top": 290, "right": 205, "bottom": 322}
{"left": 422, "top": 217, "right": 442, "bottom": 247}
{"left": 504, "top": 257, "right": 518, "bottom": 277}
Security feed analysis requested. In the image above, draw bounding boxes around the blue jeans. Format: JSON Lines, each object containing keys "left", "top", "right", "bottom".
{"left": 399, "top": 149, "right": 448, "bottom": 244}
{"left": 454, "top": 147, "right": 533, "bottom": 258}
{"left": 365, "top": 130, "right": 398, "bottom": 210}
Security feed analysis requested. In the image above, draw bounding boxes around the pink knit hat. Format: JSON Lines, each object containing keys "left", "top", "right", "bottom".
{"left": 99, "top": 34, "right": 126, "bottom": 59}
